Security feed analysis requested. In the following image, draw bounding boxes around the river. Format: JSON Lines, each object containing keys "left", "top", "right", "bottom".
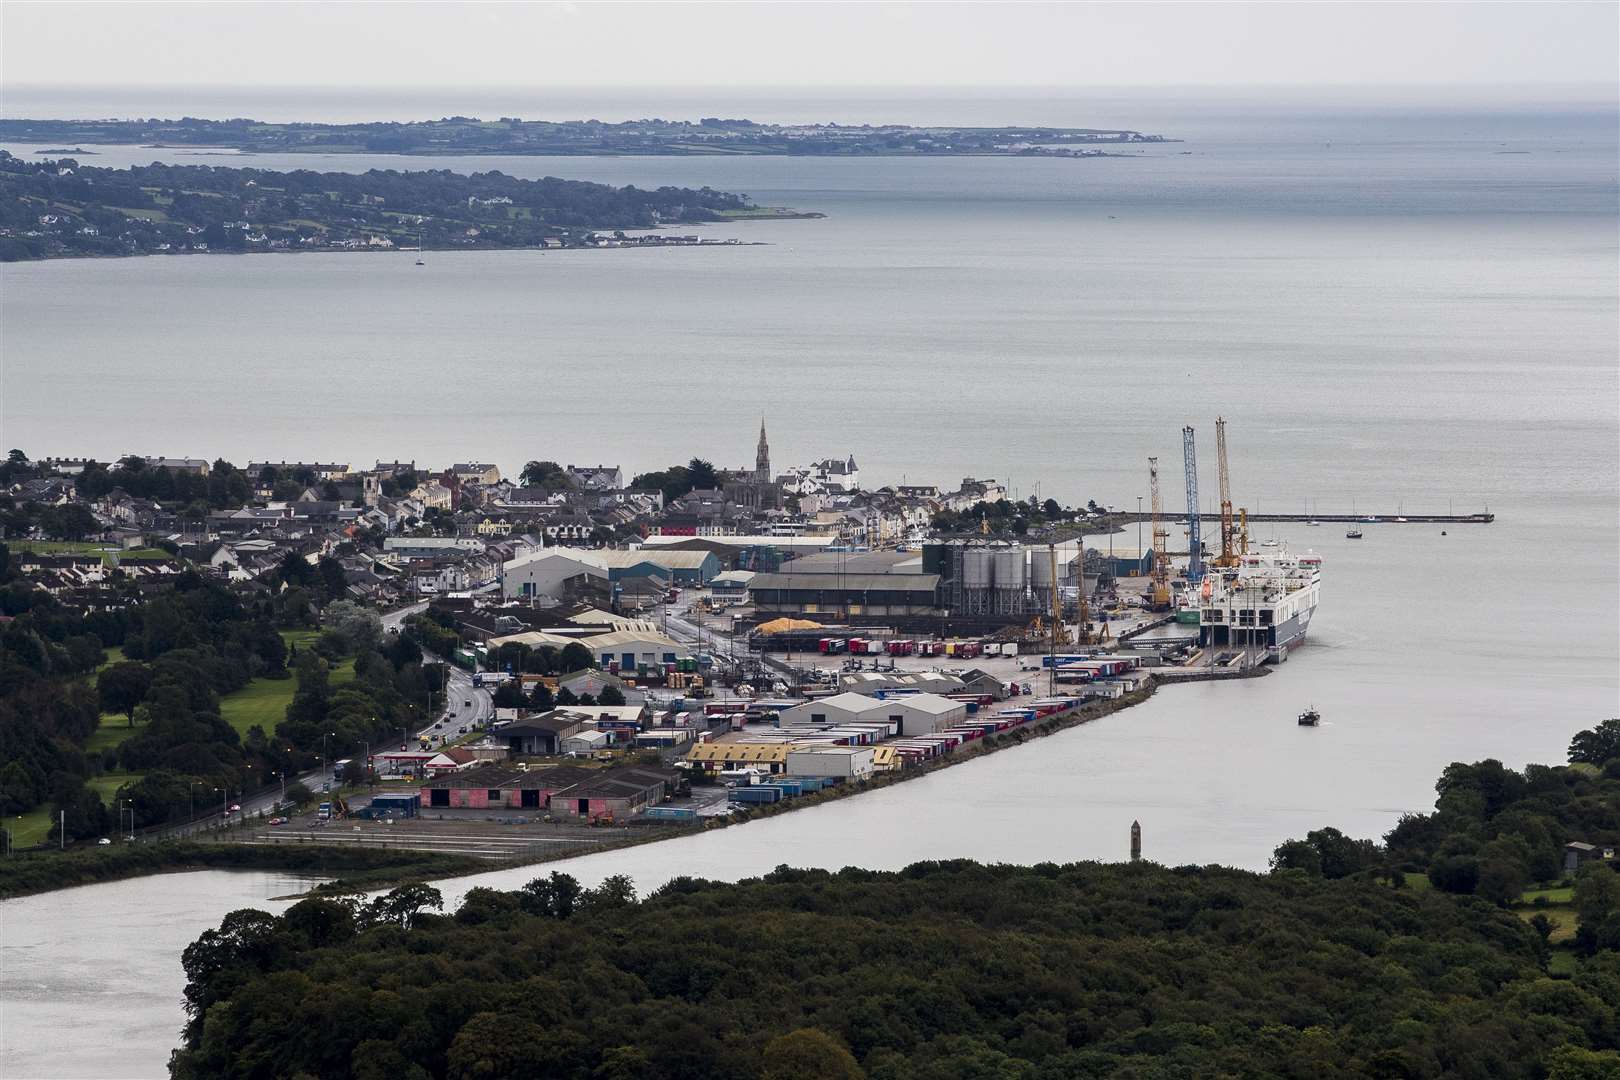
{"left": 1, "top": 90, "right": 1617, "bottom": 1077}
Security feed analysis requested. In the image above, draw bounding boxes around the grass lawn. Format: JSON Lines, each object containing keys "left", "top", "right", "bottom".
{"left": 13, "top": 540, "right": 114, "bottom": 555}
{"left": 219, "top": 644, "right": 354, "bottom": 741}
{"left": 1521, "top": 884, "right": 1575, "bottom": 904}
{"left": 1517, "top": 905, "right": 1579, "bottom": 944}
{"left": 106, "top": 206, "right": 169, "bottom": 222}
{"left": 9, "top": 808, "right": 53, "bottom": 849}
{"left": 1401, "top": 872, "right": 1433, "bottom": 891}
{"left": 84, "top": 714, "right": 143, "bottom": 756}
{"left": 1547, "top": 948, "right": 1581, "bottom": 976}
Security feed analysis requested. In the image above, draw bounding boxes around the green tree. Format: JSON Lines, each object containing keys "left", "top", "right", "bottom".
{"left": 97, "top": 660, "right": 152, "bottom": 726}
{"left": 559, "top": 642, "right": 594, "bottom": 673}
{"left": 518, "top": 460, "right": 571, "bottom": 488}
{"left": 1569, "top": 719, "right": 1620, "bottom": 766}
{"left": 1574, "top": 863, "right": 1620, "bottom": 953}
{"left": 686, "top": 457, "right": 719, "bottom": 490}
{"left": 598, "top": 684, "right": 626, "bottom": 706}
{"left": 762, "top": 1028, "right": 865, "bottom": 1080}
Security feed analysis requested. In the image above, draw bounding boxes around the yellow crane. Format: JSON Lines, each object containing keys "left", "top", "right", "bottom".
{"left": 1047, "top": 544, "right": 1070, "bottom": 649}
{"left": 1214, "top": 416, "right": 1237, "bottom": 568}
{"left": 1148, "top": 457, "right": 1171, "bottom": 610}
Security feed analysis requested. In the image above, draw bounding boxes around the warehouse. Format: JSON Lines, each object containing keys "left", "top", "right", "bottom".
{"left": 488, "top": 627, "right": 691, "bottom": 672}
{"left": 880, "top": 692, "right": 969, "bottom": 737}
{"left": 600, "top": 548, "right": 721, "bottom": 585}
{"left": 501, "top": 549, "right": 609, "bottom": 601}
{"left": 419, "top": 763, "right": 595, "bottom": 809}
{"left": 778, "top": 691, "right": 887, "bottom": 727}
{"left": 497, "top": 714, "right": 586, "bottom": 756}
{"left": 747, "top": 570, "right": 942, "bottom": 618}
{"left": 548, "top": 766, "right": 680, "bottom": 822}
{"left": 786, "top": 745, "right": 876, "bottom": 780}
{"left": 682, "top": 742, "right": 794, "bottom": 774}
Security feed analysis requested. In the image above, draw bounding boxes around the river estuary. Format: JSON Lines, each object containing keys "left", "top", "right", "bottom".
{"left": 2, "top": 90, "right": 1616, "bottom": 1077}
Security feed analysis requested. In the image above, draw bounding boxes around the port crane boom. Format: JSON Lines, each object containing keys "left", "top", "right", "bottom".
{"left": 1214, "top": 416, "right": 1236, "bottom": 568}
{"left": 1182, "top": 425, "right": 1202, "bottom": 583}
{"left": 1148, "top": 457, "right": 1171, "bottom": 610}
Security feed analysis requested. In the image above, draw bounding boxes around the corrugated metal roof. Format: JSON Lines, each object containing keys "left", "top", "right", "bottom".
{"left": 749, "top": 572, "right": 940, "bottom": 592}
{"left": 601, "top": 549, "right": 717, "bottom": 569}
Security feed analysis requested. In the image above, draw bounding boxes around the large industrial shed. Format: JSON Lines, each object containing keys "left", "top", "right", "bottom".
{"left": 600, "top": 548, "right": 721, "bottom": 585}
{"left": 778, "top": 692, "right": 887, "bottom": 726}
{"left": 501, "top": 549, "right": 608, "bottom": 601}
{"left": 786, "top": 745, "right": 876, "bottom": 780}
{"left": 880, "top": 692, "right": 969, "bottom": 737}
{"left": 747, "top": 570, "right": 941, "bottom": 618}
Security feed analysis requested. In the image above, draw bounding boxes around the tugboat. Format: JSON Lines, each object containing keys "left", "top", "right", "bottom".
{"left": 1298, "top": 707, "right": 1321, "bottom": 727}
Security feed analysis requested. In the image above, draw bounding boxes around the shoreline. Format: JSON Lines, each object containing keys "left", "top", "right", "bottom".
{"left": 1, "top": 684, "right": 1156, "bottom": 901}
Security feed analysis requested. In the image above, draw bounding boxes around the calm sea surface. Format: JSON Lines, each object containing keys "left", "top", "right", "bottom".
{"left": 2, "top": 94, "right": 1617, "bottom": 1077}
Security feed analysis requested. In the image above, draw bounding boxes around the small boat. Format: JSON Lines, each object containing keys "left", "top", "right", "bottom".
{"left": 1306, "top": 519, "right": 1320, "bottom": 527}
{"left": 1346, "top": 526, "right": 1363, "bottom": 539}
{"left": 1298, "top": 708, "right": 1320, "bottom": 727}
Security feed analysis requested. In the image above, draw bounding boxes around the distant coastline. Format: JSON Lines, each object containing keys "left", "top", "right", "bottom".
{"left": 0, "top": 152, "right": 820, "bottom": 263}
{"left": 0, "top": 115, "right": 1175, "bottom": 158}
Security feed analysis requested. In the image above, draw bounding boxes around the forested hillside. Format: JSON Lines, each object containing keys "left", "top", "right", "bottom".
{"left": 173, "top": 726, "right": 1620, "bottom": 1080}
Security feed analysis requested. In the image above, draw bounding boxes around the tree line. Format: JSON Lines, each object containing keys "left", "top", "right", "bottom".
{"left": 172, "top": 778, "right": 1620, "bottom": 1080}
{"left": 0, "top": 546, "right": 448, "bottom": 842}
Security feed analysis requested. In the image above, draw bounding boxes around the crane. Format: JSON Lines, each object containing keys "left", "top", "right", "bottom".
{"left": 1148, "top": 457, "right": 1171, "bottom": 611}
{"left": 1213, "top": 416, "right": 1237, "bottom": 569}
{"left": 1074, "top": 535, "right": 1091, "bottom": 645}
{"left": 1182, "top": 425, "right": 1203, "bottom": 583}
{"left": 1047, "top": 544, "right": 1068, "bottom": 650}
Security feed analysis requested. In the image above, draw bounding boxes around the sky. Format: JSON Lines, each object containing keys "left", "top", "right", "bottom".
{"left": 3, "top": 1, "right": 1617, "bottom": 93}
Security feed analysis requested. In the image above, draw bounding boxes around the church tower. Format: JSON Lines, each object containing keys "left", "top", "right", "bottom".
{"left": 755, "top": 418, "right": 770, "bottom": 484}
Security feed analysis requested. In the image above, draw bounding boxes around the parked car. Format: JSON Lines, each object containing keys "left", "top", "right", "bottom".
{"left": 97, "top": 837, "right": 112, "bottom": 845}
{"left": 268, "top": 817, "right": 287, "bottom": 826}
{"left": 228, "top": 803, "right": 242, "bottom": 813}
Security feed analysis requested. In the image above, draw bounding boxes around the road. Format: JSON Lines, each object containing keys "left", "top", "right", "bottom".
{"left": 162, "top": 603, "right": 483, "bottom": 838}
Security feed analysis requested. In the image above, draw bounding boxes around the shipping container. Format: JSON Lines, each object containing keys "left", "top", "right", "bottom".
{"left": 644, "top": 806, "right": 698, "bottom": 822}
{"left": 728, "top": 785, "right": 784, "bottom": 805}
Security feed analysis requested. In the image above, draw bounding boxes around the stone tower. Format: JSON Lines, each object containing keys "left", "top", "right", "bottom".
{"left": 755, "top": 418, "right": 770, "bottom": 484}
{"left": 1130, "top": 820, "right": 1142, "bottom": 862}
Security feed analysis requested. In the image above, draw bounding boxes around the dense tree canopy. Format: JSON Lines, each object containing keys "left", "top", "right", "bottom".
{"left": 173, "top": 858, "right": 1620, "bottom": 1080}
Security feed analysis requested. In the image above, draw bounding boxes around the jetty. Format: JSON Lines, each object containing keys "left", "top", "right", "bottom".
{"left": 1120, "top": 511, "right": 1493, "bottom": 525}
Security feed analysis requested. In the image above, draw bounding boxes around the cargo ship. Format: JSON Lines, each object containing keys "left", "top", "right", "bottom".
{"left": 1194, "top": 540, "right": 1321, "bottom": 662}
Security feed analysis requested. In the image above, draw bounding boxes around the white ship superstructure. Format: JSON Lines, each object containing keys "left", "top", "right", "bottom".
{"left": 1196, "top": 540, "right": 1321, "bottom": 661}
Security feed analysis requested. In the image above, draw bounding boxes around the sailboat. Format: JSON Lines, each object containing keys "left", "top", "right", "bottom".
{"left": 1346, "top": 499, "right": 1362, "bottom": 539}
{"left": 1305, "top": 498, "right": 1320, "bottom": 526}
{"left": 415, "top": 221, "right": 425, "bottom": 266}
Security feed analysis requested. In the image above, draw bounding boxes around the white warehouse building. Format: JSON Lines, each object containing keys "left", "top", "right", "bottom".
{"left": 879, "top": 692, "right": 968, "bottom": 737}
{"left": 502, "top": 549, "right": 608, "bottom": 601}
{"left": 778, "top": 692, "right": 887, "bottom": 727}
{"left": 786, "top": 745, "right": 876, "bottom": 779}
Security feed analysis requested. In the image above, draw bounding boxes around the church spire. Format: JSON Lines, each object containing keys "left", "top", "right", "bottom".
{"left": 755, "top": 417, "right": 770, "bottom": 483}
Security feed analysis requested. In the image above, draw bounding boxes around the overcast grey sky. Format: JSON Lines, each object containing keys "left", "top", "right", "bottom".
{"left": 3, "top": 1, "right": 1616, "bottom": 91}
